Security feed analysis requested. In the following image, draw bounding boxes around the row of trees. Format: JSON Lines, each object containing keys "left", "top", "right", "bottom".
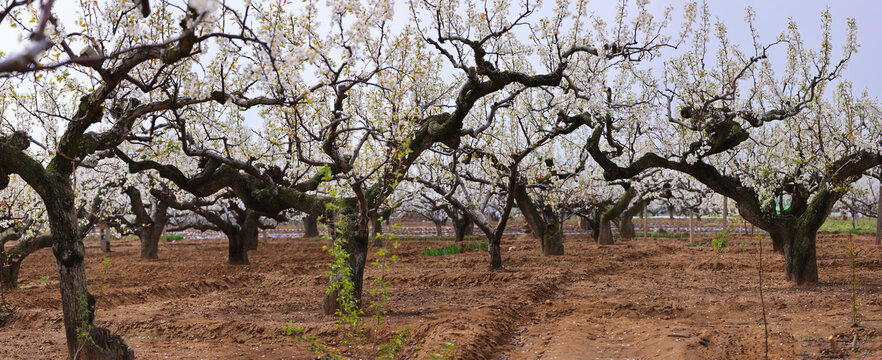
{"left": 1, "top": 0, "right": 880, "bottom": 358}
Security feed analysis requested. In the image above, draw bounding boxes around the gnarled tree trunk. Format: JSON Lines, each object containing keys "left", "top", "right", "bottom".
{"left": 124, "top": 186, "right": 169, "bottom": 260}
{"left": 1, "top": 233, "right": 53, "bottom": 289}
{"left": 617, "top": 198, "right": 644, "bottom": 240}
{"left": 303, "top": 214, "right": 319, "bottom": 238}
{"left": 769, "top": 226, "right": 819, "bottom": 284}
{"left": 514, "top": 184, "right": 563, "bottom": 255}
{"left": 448, "top": 208, "right": 473, "bottom": 242}
{"left": 48, "top": 187, "right": 133, "bottom": 359}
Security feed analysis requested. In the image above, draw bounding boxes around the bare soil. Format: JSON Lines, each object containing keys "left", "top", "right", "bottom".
{"left": 1, "top": 221, "right": 881, "bottom": 359}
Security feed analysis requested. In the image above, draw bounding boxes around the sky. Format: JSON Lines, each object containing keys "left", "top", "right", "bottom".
{"left": 1, "top": 0, "right": 880, "bottom": 100}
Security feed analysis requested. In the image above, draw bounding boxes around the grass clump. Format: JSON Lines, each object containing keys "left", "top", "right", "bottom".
{"left": 163, "top": 233, "right": 185, "bottom": 242}
{"left": 421, "top": 245, "right": 461, "bottom": 256}
{"left": 819, "top": 218, "right": 876, "bottom": 234}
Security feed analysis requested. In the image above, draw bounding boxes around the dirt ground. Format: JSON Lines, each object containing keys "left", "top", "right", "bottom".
{"left": 1, "top": 220, "right": 881, "bottom": 359}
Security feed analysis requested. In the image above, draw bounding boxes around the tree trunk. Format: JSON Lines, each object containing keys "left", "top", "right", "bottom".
{"left": 303, "top": 214, "right": 319, "bottom": 238}
{"left": 99, "top": 222, "right": 110, "bottom": 252}
{"left": 125, "top": 187, "right": 169, "bottom": 259}
{"left": 598, "top": 219, "right": 614, "bottom": 245}
{"left": 452, "top": 214, "right": 471, "bottom": 242}
{"left": 619, "top": 216, "right": 636, "bottom": 239}
{"left": 876, "top": 181, "right": 881, "bottom": 246}
{"left": 668, "top": 203, "right": 675, "bottom": 219}
{"left": 579, "top": 215, "right": 591, "bottom": 232}
{"left": 139, "top": 226, "right": 163, "bottom": 260}
{"left": 774, "top": 228, "right": 819, "bottom": 284}
{"left": 1, "top": 234, "right": 52, "bottom": 289}
{"left": 433, "top": 220, "right": 443, "bottom": 237}
{"left": 322, "top": 201, "right": 369, "bottom": 315}
{"left": 48, "top": 190, "right": 133, "bottom": 359}
{"left": 370, "top": 214, "right": 383, "bottom": 247}
{"left": 722, "top": 196, "right": 728, "bottom": 230}
{"left": 227, "top": 230, "right": 248, "bottom": 265}
{"left": 463, "top": 217, "right": 474, "bottom": 236}
{"left": 514, "top": 185, "right": 564, "bottom": 255}
{"left": 489, "top": 234, "right": 502, "bottom": 269}
{"left": 0, "top": 260, "right": 21, "bottom": 289}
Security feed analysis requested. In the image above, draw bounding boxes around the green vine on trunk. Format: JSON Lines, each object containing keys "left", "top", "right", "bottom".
{"left": 844, "top": 238, "right": 861, "bottom": 327}
{"left": 323, "top": 221, "right": 365, "bottom": 347}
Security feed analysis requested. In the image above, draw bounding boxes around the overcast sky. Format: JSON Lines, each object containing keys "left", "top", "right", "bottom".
{"left": 1, "top": 1, "right": 879, "bottom": 96}
{"left": 645, "top": 0, "right": 881, "bottom": 96}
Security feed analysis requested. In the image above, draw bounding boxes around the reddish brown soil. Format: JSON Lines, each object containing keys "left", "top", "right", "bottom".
{"left": 1, "top": 224, "right": 881, "bottom": 359}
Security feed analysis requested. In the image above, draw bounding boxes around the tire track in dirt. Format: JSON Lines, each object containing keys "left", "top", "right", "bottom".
{"left": 493, "top": 241, "right": 690, "bottom": 359}
{"left": 409, "top": 241, "right": 667, "bottom": 359}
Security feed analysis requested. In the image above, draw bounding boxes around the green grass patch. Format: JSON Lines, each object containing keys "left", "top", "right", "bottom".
{"left": 819, "top": 218, "right": 877, "bottom": 234}
{"left": 163, "top": 233, "right": 185, "bottom": 242}
{"left": 421, "top": 242, "right": 488, "bottom": 256}
{"left": 421, "top": 244, "right": 461, "bottom": 256}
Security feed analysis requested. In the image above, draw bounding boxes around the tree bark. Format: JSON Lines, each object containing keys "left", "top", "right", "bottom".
{"left": 124, "top": 187, "right": 169, "bottom": 260}
{"left": 1, "top": 233, "right": 53, "bottom": 289}
{"left": 722, "top": 195, "right": 728, "bottom": 230}
{"left": 449, "top": 209, "right": 472, "bottom": 242}
{"left": 98, "top": 222, "right": 110, "bottom": 252}
{"left": 48, "top": 189, "right": 133, "bottom": 359}
{"left": 619, "top": 216, "right": 635, "bottom": 239}
{"left": 370, "top": 213, "right": 383, "bottom": 247}
{"left": 579, "top": 215, "right": 591, "bottom": 232}
{"left": 617, "top": 198, "right": 643, "bottom": 240}
{"left": 227, "top": 230, "right": 248, "bottom": 265}
{"left": 642, "top": 203, "right": 648, "bottom": 238}
{"left": 597, "top": 219, "right": 614, "bottom": 245}
{"left": 489, "top": 234, "right": 502, "bottom": 268}
{"left": 463, "top": 217, "right": 474, "bottom": 236}
{"left": 303, "top": 214, "right": 319, "bottom": 238}
{"left": 772, "top": 227, "right": 819, "bottom": 284}
{"left": 514, "top": 184, "right": 564, "bottom": 255}
{"left": 433, "top": 220, "right": 443, "bottom": 237}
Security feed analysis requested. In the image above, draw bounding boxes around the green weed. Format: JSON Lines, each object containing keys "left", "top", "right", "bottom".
{"left": 421, "top": 245, "right": 461, "bottom": 256}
